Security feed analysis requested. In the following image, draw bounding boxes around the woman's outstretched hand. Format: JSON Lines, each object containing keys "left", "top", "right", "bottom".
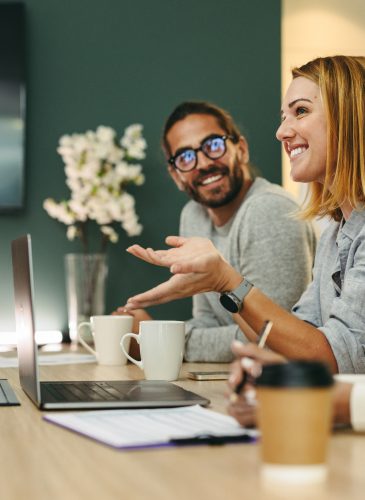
{"left": 125, "top": 236, "right": 242, "bottom": 309}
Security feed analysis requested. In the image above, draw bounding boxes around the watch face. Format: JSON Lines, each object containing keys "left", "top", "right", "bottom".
{"left": 219, "top": 293, "right": 240, "bottom": 313}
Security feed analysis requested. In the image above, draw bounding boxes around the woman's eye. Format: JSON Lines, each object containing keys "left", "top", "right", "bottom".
{"left": 296, "top": 106, "right": 307, "bottom": 116}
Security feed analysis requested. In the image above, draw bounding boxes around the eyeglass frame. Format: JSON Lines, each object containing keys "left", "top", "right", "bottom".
{"left": 167, "top": 134, "right": 237, "bottom": 172}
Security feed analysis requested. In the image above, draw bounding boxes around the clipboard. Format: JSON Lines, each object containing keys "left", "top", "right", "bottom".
{"left": 44, "top": 405, "right": 258, "bottom": 450}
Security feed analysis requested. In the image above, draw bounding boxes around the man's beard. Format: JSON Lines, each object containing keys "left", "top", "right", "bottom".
{"left": 182, "top": 158, "right": 244, "bottom": 208}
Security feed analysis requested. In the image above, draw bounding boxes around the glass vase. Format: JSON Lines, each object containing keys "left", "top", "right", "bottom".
{"left": 65, "top": 253, "right": 108, "bottom": 343}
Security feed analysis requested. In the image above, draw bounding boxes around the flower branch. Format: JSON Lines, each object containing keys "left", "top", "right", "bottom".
{"left": 44, "top": 124, "right": 147, "bottom": 253}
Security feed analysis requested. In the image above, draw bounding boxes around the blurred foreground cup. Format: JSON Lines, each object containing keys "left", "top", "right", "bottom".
{"left": 256, "top": 361, "right": 334, "bottom": 484}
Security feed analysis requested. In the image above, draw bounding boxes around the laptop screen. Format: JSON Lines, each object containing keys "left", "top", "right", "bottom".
{"left": 11, "top": 234, "right": 41, "bottom": 405}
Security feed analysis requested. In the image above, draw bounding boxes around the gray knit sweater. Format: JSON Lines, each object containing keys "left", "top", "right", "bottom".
{"left": 180, "top": 177, "right": 316, "bottom": 362}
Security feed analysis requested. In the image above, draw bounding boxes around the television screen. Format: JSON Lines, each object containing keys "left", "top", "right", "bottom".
{"left": 0, "top": 2, "right": 25, "bottom": 212}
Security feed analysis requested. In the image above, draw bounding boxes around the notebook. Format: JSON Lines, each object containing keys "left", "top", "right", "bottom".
{"left": 11, "top": 235, "right": 209, "bottom": 410}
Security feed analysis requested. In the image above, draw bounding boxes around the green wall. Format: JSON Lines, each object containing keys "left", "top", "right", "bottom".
{"left": 0, "top": 0, "right": 281, "bottom": 333}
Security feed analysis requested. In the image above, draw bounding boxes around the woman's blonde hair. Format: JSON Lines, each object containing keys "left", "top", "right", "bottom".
{"left": 292, "top": 55, "right": 365, "bottom": 221}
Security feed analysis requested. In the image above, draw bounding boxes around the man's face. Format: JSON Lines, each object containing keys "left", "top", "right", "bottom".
{"left": 166, "top": 114, "right": 249, "bottom": 208}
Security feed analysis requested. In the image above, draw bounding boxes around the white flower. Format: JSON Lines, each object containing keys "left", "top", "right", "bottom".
{"left": 72, "top": 134, "right": 89, "bottom": 153}
{"left": 122, "top": 216, "right": 143, "bottom": 236}
{"left": 135, "top": 174, "right": 145, "bottom": 185}
{"left": 94, "top": 143, "right": 110, "bottom": 161}
{"left": 43, "top": 199, "right": 75, "bottom": 225}
{"left": 120, "top": 192, "right": 135, "bottom": 210}
{"left": 44, "top": 124, "right": 146, "bottom": 250}
{"left": 68, "top": 199, "right": 88, "bottom": 221}
{"left": 66, "top": 177, "right": 81, "bottom": 192}
{"left": 67, "top": 225, "right": 78, "bottom": 240}
{"left": 43, "top": 198, "right": 59, "bottom": 218}
{"left": 96, "top": 126, "right": 116, "bottom": 143}
{"left": 127, "top": 142, "right": 146, "bottom": 160}
{"left": 120, "top": 124, "right": 147, "bottom": 160}
{"left": 123, "top": 123, "right": 143, "bottom": 140}
{"left": 100, "top": 225, "right": 119, "bottom": 243}
{"left": 107, "top": 146, "right": 124, "bottom": 164}
{"left": 115, "top": 161, "right": 130, "bottom": 179}
{"left": 59, "top": 135, "right": 73, "bottom": 147}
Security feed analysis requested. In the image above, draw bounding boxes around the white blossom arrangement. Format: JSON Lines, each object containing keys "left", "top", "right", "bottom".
{"left": 44, "top": 124, "right": 146, "bottom": 252}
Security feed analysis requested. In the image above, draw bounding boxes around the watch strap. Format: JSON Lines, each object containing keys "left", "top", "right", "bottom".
{"left": 219, "top": 277, "right": 253, "bottom": 313}
{"left": 232, "top": 278, "right": 253, "bottom": 302}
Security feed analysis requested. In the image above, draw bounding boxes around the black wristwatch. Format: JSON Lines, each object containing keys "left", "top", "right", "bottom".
{"left": 219, "top": 278, "right": 253, "bottom": 313}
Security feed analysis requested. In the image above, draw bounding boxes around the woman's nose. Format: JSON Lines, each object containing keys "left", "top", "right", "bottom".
{"left": 276, "top": 119, "right": 295, "bottom": 142}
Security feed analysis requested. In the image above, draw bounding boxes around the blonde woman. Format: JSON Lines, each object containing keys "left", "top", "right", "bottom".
{"left": 125, "top": 55, "right": 365, "bottom": 376}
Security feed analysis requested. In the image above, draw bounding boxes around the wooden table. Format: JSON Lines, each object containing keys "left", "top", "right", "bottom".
{"left": 0, "top": 347, "right": 364, "bottom": 500}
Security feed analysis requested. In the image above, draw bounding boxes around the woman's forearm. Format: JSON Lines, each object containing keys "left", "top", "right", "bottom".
{"left": 126, "top": 238, "right": 338, "bottom": 373}
{"left": 241, "top": 287, "right": 338, "bottom": 373}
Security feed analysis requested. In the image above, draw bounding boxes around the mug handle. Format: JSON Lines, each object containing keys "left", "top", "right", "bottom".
{"left": 77, "top": 322, "right": 97, "bottom": 357}
{"left": 120, "top": 333, "right": 143, "bottom": 369}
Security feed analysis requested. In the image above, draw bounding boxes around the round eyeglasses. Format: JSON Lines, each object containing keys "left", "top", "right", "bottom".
{"left": 168, "top": 134, "right": 235, "bottom": 172}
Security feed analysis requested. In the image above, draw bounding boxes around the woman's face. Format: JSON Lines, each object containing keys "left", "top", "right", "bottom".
{"left": 276, "top": 76, "right": 327, "bottom": 184}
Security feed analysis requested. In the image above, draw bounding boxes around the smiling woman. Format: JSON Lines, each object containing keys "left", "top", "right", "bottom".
{"left": 277, "top": 77, "right": 328, "bottom": 185}
{"left": 290, "top": 56, "right": 365, "bottom": 222}
{"left": 125, "top": 55, "right": 365, "bottom": 374}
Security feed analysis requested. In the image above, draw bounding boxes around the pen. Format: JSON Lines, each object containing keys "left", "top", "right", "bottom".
{"left": 229, "top": 320, "right": 273, "bottom": 403}
{"left": 170, "top": 433, "right": 256, "bottom": 446}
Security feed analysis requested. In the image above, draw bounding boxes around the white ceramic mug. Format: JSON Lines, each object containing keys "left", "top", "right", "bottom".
{"left": 78, "top": 315, "right": 133, "bottom": 366}
{"left": 120, "top": 320, "right": 185, "bottom": 381}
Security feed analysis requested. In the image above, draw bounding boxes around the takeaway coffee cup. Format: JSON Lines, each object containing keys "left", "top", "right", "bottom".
{"left": 256, "top": 361, "right": 334, "bottom": 484}
{"left": 78, "top": 315, "right": 133, "bottom": 366}
{"left": 120, "top": 320, "right": 185, "bottom": 381}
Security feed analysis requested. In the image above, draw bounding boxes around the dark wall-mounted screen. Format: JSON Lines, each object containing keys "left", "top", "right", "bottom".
{"left": 0, "top": 2, "right": 25, "bottom": 212}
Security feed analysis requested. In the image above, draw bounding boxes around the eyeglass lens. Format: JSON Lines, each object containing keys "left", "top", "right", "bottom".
{"left": 174, "top": 136, "right": 227, "bottom": 171}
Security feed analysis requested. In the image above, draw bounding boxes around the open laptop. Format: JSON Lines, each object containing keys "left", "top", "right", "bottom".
{"left": 11, "top": 235, "right": 209, "bottom": 410}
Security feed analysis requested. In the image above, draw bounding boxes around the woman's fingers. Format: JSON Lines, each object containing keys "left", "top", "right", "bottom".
{"left": 126, "top": 245, "right": 153, "bottom": 262}
{"left": 125, "top": 236, "right": 236, "bottom": 304}
{"left": 126, "top": 274, "right": 189, "bottom": 308}
{"left": 228, "top": 358, "right": 245, "bottom": 388}
{"left": 165, "top": 235, "right": 187, "bottom": 247}
{"left": 127, "top": 245, "right": 171, "bottom": 268}
{"left": 227, "top": 390, "right": 258, "bottom": 427}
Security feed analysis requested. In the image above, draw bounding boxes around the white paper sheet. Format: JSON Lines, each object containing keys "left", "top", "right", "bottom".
{"left": 44, "top": 405, "right": 259, "bottom": 450}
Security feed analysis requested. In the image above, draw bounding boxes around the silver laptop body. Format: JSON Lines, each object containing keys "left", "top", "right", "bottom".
{"left": 11, "top": 235, "right": 209, "bottom": 410}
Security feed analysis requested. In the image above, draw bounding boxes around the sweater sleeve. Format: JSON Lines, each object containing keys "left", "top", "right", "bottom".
{"left": 232, "top": 192, "right": 316, "bottom": 310}
{"left": 180, "top": 203, "right": 245, "bottom": 362}
{"left": 184, "top": 292, "right": 245, "bottom": 362}
{"left": 179, "top": 193, "right": 316, "bottom": 362}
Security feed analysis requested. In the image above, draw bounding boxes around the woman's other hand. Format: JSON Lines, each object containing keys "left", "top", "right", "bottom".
{"left": 227, "top": 341, "right": 286, "bottom": 427}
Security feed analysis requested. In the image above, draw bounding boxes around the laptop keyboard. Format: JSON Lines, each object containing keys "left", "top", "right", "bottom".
{"left": 41, "top": 381, "right": 125, "bottom": 402}
{"left": 0, "top": 379, "right": 20, "bottom": 406}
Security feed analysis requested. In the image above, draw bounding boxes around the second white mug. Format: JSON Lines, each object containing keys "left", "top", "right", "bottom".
{"left": 78, "top": 315, "right": 133, "bottom": 366}
{"left": 120, "top": 320, "right": 185, "bottom": 381}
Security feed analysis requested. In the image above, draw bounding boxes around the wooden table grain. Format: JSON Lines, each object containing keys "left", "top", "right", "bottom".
{"left": 0, "top": 347, "right": 364, "bottom": 500}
